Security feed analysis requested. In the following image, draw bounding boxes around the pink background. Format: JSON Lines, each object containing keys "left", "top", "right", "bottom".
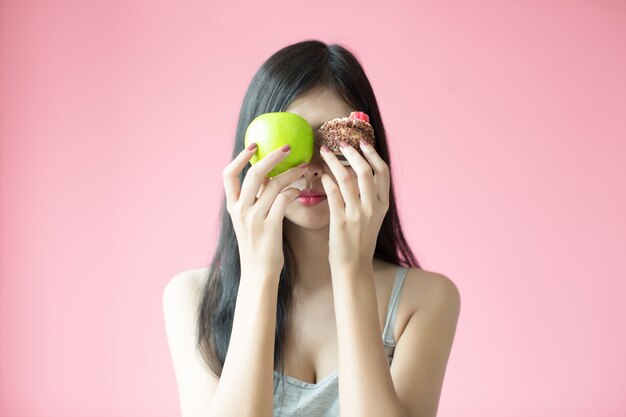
{"left": 1, "top": 0, "right": 625, "bottom": 416}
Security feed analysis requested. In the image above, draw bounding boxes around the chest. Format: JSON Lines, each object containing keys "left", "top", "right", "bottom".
{"left": 279, "top": 267, "right": 420, "bottom": 385}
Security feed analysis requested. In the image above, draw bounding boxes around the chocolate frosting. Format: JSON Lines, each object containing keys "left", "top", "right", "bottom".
{"left": 317, "top": 117, "right": 375, "bottom": 156}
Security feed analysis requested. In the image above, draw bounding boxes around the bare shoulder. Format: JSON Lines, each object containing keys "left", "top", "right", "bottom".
{"left": 162, "top": 266, "right": 219, "bottom": 417}
{"left": 374, "top": 259, "right": 461, "bottom": 316}
{"left": 404, "top": 267, "right": 461, "bottom": 318}
{"left": 163, "top": 266, "right": 211, "bottom": 296}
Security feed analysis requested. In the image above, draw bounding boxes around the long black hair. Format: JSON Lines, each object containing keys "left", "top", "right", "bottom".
{"left": 196, "top": 39, "right": 421, "bottom": 396}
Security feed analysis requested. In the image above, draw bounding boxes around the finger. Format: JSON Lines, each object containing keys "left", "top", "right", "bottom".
{"left": 266, "top": 187, "right": 301, "bottom": 225}
{"left": 253, "top": 163, "right": 309, "bottom": 218}
{"left": 320, "top": 172, "right": 345, "bottom": 221}
{"left": 320, "top": 145, "right": 359, "bottom": 210}
{"left": 359, "top": 141, "right": 390, "bottom": 207}
{"left": 256, "top": 176, "right": 270, "bottom": 199}
{"left": 338, "top": 142, "right": 377, "bottom": 210}
{"left": 239, "top": 145, "right": 293, "bottom": 208}
{"left": 223, "top": 142, "right": 259, "bottom": 208}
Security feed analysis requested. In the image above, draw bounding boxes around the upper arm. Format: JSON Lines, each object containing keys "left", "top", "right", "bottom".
{"left": 390, "top": 271, "right": 461, "bottom": 417}
{"left": 162, "top": 269, "right": 220, "bottom": 417}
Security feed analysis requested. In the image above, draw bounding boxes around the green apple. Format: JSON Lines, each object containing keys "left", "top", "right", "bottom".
{"left": 244, "top": 112, "right": 314, "bottom": 177}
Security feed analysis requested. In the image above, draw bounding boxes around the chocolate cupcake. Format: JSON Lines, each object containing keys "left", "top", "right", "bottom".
{"left": 317, "top": 111, "right": 375, "bottom": 166}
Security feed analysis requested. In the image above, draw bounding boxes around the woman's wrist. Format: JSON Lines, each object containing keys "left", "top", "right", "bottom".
{"left": 239, "top": 269, "right": 281, "bottom": 290}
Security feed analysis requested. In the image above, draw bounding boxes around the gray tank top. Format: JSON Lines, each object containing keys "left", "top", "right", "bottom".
{"left": 272, "top": 266, "right": 409, "bottom": 417}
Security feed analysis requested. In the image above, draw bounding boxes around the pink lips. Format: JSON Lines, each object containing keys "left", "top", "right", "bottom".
{"left": 298, "top": 189, "right": 326, "bottom": 198}
{"left": 297, "top": 189, "right": 327, "bottom": 206}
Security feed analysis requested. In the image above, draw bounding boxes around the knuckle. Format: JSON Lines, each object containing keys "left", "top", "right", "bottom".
{"left": 232, "top": 203, "right": 245, "bottom": 216}
{"left": 275, "top": 191, "right": 289, "bottom": 202}
{"left": 247, "top": 212, "right": 263, "bottom": 227}
{"left": 260, "top": 181, "right": 279, "bottom": 196}
{"left": 268, "top": 176, "right": 287, "bottom": 189}
{"left": 349, "top": 212, "right": 361, "bottom": 222}
{"left": 337, "top": 173, "right": 351, "bottom": 184}
{"left": 233, "top": 201, "right": 248, "bottom": 214}
{"left": 246, "top": 168, "right": 262, "bottom": 182}
{"left": 354, "top": 165, "right": 370, "bottom": 176}
{"left": 327, "top": 185, "right": 339, "bottom": 194}
{"left": 240, "top": 210, "right": 253, "bottom": 224}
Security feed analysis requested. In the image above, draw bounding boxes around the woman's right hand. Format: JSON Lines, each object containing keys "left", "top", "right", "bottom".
{"left": 223, "top": 143, "right": 308, "bottom": 283}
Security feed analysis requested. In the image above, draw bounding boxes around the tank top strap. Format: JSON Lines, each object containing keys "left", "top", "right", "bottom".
{"left": 382, "top": 266, "right": 408, "bottom": 364}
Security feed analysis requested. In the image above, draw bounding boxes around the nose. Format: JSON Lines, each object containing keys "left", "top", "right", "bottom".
{"left": 302, "top": 144, "right": 325, "bottom": 178}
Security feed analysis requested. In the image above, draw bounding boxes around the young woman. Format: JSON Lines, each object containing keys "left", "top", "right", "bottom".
{"left": 163, "top": 40, "right": 461, "bottom": 417}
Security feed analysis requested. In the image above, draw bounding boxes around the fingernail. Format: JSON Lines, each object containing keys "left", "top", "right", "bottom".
{"left": 339, "top": 141, "right": 349, "bottom": 148}
{"left": 359, "top": 139, "right": 370, "bottom": 147}
{"left": 321, "top": 145, "right": 330, "bottom": 153}
{"left": 247, "top": 142, "right": 257, "bottom": 151}
{"left": 280, "top": 144, "right": 291, "bottom": 153}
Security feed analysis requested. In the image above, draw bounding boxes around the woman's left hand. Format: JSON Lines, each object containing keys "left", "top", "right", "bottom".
{"left": 320, "top": 139, "right": 391, "bottom": 273}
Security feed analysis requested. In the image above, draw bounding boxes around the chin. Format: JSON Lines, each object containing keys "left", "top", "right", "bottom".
{"left": 284, "top": 203, "right": 330, "bottom": 230}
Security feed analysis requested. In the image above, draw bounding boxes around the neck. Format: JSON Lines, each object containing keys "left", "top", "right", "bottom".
{"left": 283, "top": 219, "right": 333, "bottom": 295}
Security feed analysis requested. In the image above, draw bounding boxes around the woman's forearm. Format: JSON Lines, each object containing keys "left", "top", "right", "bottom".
{"left": 332, "top": 265, "right": 407, "bottom": 417}
{"left": 207, "top": 275, "right": 279, "bottom": 417}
